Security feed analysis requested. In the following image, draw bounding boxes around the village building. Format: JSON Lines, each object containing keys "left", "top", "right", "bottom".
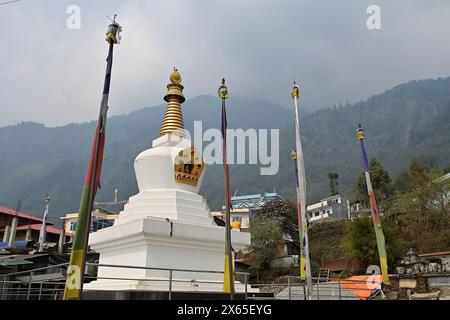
{"left": 62, "top": 207, "right": 119, "bottom": 237}
{"left": 0, "top": 205, "right": 61, "bottom": 246}
{"left": 211, "top": 192, "right": 284, "bottom": 231}
{"left": 307, "top": 194, "right": 358, "bottom": 224}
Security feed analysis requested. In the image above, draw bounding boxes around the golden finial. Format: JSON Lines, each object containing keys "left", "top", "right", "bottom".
{"left": 291, "top": 148, "right": 297, "bottom": 161}
{"left": 160, "top": 68, "right": 186, "bottom": 137}
{"left": 218, "top": 78, "right": 229, "bottom": 100}
{"left": 105, "top": 15, "right": 122, "bottom": 44}
{"left": 291, "top": 81, "right": 300, "bottom": 99}
{"left": 357, "top": 124, "right": 365, "bottom": 141}
{"left": 170, "top": 67, "right": 182, "bottom": 84}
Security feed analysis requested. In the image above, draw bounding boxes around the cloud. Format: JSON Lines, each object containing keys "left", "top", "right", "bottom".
{"left": 1, "top": 0, "right": 450, "bottom": 126}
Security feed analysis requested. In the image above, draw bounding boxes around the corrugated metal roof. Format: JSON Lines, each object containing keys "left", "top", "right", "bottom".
{"left": 0, "top": 205, "right": 53, "bottom": 225}
{"left": 16, "top": 224, "right": 61, "bottom": 235}
{"left": 231, "top": 194, "right": 261, "bottom": 201}
{"left": 0, "top": 253, "right": 49, "bottom": 261}
{"left": 0, "top": 253, "right": 49, "bottom": 266}
{"left": 263, "top": 192, "right": 283, "bottom": 199}
{"left": 0, "top": 224, "right": 61, "bottom": 235}
{"left": 0, "top": 241, "right": 34, "bottom": 248}
{"left": 0, "top": 258, "right": 34, "bottom": 266}
{"left": 419, "top": 251, "right": 450, "bottom": 257}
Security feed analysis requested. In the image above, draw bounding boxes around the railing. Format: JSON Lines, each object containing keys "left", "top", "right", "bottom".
{"left": 244, "top": 276, "right": 378, "bottom": 300}
{"left": 0, "top": 263, "right": 378, "bottom": 300}
{"left": 0, "top": 263, "right": 69, "bottom": 300}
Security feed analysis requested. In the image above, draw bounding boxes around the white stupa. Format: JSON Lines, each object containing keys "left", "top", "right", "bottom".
{"left": 85, "top": 69, "right": 251, "bottom": 293}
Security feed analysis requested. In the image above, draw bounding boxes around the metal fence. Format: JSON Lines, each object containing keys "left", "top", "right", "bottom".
{"left": 0, "top": 263, "right": 377, "bottom": 300}
{"left": 245, "top": 276, "right": 378, "bottom": 300}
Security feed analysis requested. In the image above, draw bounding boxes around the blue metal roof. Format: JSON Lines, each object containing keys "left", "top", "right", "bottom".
{"left": 231, "top": 194, "right": 261, "bottom": 201}
{"left": 0, "top": 241, "right": 34, "bottom": 248}
{"left": 220, "top": 192, "right": 284, "bottom": 211}
{"left": 263, "top": 192, "right": 284, "bottom": 199}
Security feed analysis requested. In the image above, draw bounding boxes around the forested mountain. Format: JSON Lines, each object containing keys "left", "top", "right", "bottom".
{"left": 1, "top": 78, "right": 449, "bottom": 224}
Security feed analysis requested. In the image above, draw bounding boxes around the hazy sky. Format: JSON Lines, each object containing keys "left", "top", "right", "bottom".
{"left": 1, "top": 0, "right": 450, "bottom": 126}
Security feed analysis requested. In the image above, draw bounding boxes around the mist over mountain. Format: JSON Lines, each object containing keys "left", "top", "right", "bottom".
{"left": 1, "top": 78, "right": 449, "bottom": 224}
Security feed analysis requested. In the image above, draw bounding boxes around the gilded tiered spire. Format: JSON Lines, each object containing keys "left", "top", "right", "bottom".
{"left": 160, "top": 68, "right": 186, "bottom": 137}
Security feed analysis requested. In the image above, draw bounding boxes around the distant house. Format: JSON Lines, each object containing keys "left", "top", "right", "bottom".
{"left": 307, "top": 195, "right": 359, "bottom": 224}
{"left": 62, "top": 207, "right": 119, "bottom": 237}
{"left": 211, "top": 192, "right": 284, "bottom": 231}
{"left": 0, "top": 205, "right": 62, "bottom": 245}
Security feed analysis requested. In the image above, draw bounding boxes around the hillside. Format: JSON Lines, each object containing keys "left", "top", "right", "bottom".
{"left": 1, "top": 78, "right": 449, "bottom": 224}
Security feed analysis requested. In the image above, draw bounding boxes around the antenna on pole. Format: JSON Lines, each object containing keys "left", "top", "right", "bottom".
{"left": 107, "top": 14, "right": 118, "bottom": 23}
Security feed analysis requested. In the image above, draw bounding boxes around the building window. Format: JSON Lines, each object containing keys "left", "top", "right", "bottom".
{"left": 91, "top": 218, "right": 114, "bottom": 232}
{"left": 70, "top": 222, "right": 77, "bottom": 231}
{"left": 232, "top": 216, "right": 242, "bottom": 223}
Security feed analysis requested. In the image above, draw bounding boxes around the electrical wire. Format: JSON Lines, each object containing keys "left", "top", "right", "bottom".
{"left": 0, "top": 0, "right": 22, "bottom": 6}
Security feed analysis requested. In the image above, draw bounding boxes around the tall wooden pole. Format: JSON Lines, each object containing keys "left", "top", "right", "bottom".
{"left": 357, "top": 125, "right": 390, "bottom": 285}
{"left": 219, "top": 79, "right": 235, "bottom": 299}
{"left": 63, "top": 18, "right": 121, "bottom": 300}
{"left": 292, "top": 82, "right": 313, "bottom": 299}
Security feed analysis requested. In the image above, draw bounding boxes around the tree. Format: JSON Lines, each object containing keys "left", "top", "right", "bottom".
{"left": 394, "top": 172, "right": 412, "bottom": 194}
{"left": 384, "top": 160, "right": 450, "bottom": 253}
{"left": 257, "top": 200, "right": 297, "bottom": 241}
{"left": 344, "top": 214, "right": 400, "bottom": 271}
{"left": 408, "top": 160, "right": 449, "bottom": 217}
{"left": 247, "top": 218, "right": 283, "bottom": 275}
{"left": 328, "top": 172, "right": 339, "bottom": 196}
{"left": 309, "top": 220, "right": 348, "bottom": 267}
{"left": 351, "top": 157, "right": 392, "bottom": 205}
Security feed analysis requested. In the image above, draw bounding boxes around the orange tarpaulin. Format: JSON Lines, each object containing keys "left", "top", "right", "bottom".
{"left": 330, "top": 275, "right": 382, "bottom": 300}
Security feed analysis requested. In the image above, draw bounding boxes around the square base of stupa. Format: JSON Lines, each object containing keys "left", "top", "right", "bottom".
{"left": 84, "top": 216, "right": 253, "bottom": 293}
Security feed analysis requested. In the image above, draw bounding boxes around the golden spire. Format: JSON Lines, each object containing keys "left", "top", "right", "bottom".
{"left": 160, "top": 68, "right": 186, "bottom": 137}
{"left": 357, "top": 124, "right": 366, "bottom": 141}
{"left": 291, "top": 81, "right": 300, "bottom": 99}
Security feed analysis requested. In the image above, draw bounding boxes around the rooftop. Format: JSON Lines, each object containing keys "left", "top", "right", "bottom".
{"left": 419, "top": 251, "right": 450, "bottom": 257}
{"left": 0, "top": 205, "right": 53, "bottom": 225}
{"left": 0, "top": 223, "right": 61, "bottom": 235}
{"left": 222, "top": 192, "right": 284, "bottom": 210}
